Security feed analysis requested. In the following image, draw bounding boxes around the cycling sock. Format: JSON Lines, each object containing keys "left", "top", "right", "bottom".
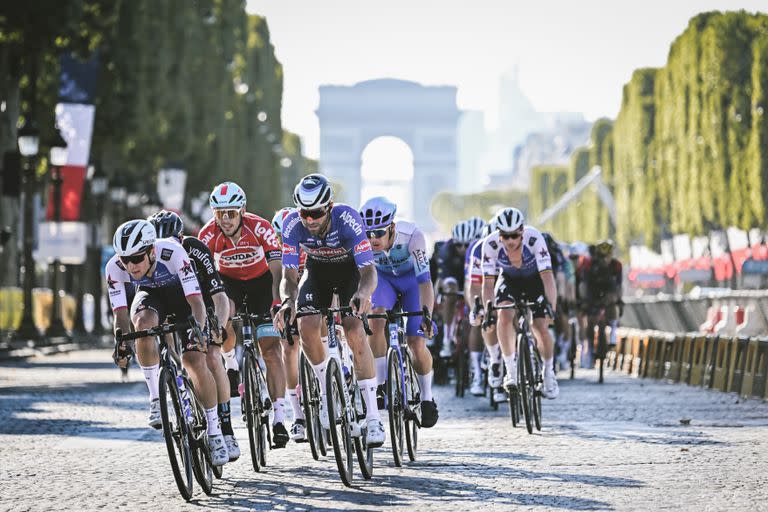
{"left": 312, "top": 358, "right": 330, "bottom": 396}
{"left": 286, "top": 387, "right": 305, "bottom": 420}
{"left": 218, "top": 401, "right": 233, "bottom": 436}
{"left": 417, "top": 370, "right": 434, "bottom": 401}
{"left": 544, "top": 357, "right": 554, "bottom": 375}
{"left": 273, "top": 398, "right": 286, "bottom": 425}
{"left": 140, "top": 364, "right": 160, "bottom": 401}
{"left": 503, "top": 354, "right": 518, "bottom": 379}
{"left": 375, "top": 357, "right": 387, "bottom": 386}
{"left": 358, "top": 378, "right": 380, "bottom": 421}
{"left": 222, "top": 349, "right": 239, "bottom": 371}
{"left": 205, "top": 406, "right": 222, "bottom": 436}
{"left": 470, "top": 351, "right": 483, "bottom": 380}
{"left": 488, "top": 343, "right": 502, "bottom": 365}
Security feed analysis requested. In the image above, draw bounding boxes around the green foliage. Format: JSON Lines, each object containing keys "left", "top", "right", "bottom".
{"left": 431, "top": 189, "right": 528, "bottom": 233}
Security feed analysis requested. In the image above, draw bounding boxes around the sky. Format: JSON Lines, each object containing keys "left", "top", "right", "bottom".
{"left": 247, "top": 1, "right": 766, "bottom": 160}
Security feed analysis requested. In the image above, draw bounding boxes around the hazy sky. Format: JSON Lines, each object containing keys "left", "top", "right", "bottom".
{"left": 247, "top": 1, "right": 766, "bottom": 159}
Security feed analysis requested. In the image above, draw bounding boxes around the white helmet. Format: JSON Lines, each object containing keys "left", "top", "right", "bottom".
{"left": 293, "top": 173, "right": 333, "bottom": 209}
{"left": 451, "top": 221, "right": 474, "bottom": 244}
{"left": 113, "top": 219, "right": 157, "bottom": 257}
{"left": 209, "top": 182, "right": 246, "bottom": 209}
{"left": 465, "top": 216, "right": 487, "bottom": 240}
{"left": 481, "top": 218, "right": 498, "bottom": 238}
{"left": 271, "top": 207, "right": 295, "bottom": 236}
{"left": 494, "top": 207, "right": 525, "bottom": 232}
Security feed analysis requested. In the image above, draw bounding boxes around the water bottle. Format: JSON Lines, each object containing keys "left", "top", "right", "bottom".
{"left": 176, "top": 375, "right": 193, "bottom": 423}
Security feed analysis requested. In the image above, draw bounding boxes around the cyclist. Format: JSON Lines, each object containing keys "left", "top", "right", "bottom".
{"left": 148, "top": 210, "right": 240, "bottom": 460}
{"left": 274, "top": 174, "right": 385, "bottom": 448}
{"left": 198, "top": 182, "right": 290, "bottom": 448}
{"left": 271, "top": 206, "right": 308, "bottom": 442}
{"left": 435, "top": 221, "right": 474, "bottom": 358}
{"left": 481, "top": 207, "right": 560, "bottom": 399}
{"left": 359, "top": 196, "right": 439, "bottom": 428}
{"left": 542, "top": 232, "right": 571, "bottom": 372}
{"left": 579, "top": 239, "right": 623, "bottom": 364}
{"left": 107, "top": 219, "right": 229, "bottom": 466}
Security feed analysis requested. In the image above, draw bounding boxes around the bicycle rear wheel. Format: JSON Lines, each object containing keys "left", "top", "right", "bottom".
{"left": 403, "top": 350, "right": 420, "bottom": 461}
{"left": 597, "top": 323, "right": 606, "bottom": 384}
{"left": 530, "top": 344, "right": 543, "bottom": 432}
{"left": 243, "top": 350, "right": 264, "bottom": 472}
{"left": 326, "top": 358, "right": 354, "bottom": 486}
{"left": 187, "top": 381, "right": 213, "bottom": 495}
{"left": 387, "top": 348, "right": 405, "bottom": 467}
{"left": 299, "top": 352, "right": 326, "bottom": 460}
{"left": 454, "top": 327, "right": 467, "bottom": 398}
{"left": 569, "top": 321, "right": 577, "bottom": 380}
{"left": 518, "top": 336, "right": 534, "bottom": 435}
{"left": 158, "top": 368, "right": 193, "bottom": 501}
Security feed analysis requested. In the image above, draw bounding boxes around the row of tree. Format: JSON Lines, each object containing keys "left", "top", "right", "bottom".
{"left": 1, "top": 0, "right": 314, "bottom": 216}
{"left": 527, "top": 10, "right": 768, "bottom": 251}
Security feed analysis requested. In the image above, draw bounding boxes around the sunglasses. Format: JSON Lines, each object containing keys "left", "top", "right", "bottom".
{"left": 454, "top": 242, "right": 469, "bottom": 248}
{"left": 499, "top": 230, "right": 522, "bottom": 240}
{"left": 366, "top": 228, "right": 389, "bottom": 239}
{"left": 299, "top": 207, "right": 328, "bottom": 220}
{"left": 213, "top": 209, "right": 240, "bottom": 220}
{"left": 120, "top": 250, "right": 149, "bottom": 266}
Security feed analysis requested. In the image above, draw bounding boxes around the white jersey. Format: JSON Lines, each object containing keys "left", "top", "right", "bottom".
{"left": 481, "top": 226, "right": 553, "bottom": 279}
{"left": 106, "top": 238, "right": 202, "bottom": 311}
{"left": 371, "top": 221, "right": 431, "bottom": 282}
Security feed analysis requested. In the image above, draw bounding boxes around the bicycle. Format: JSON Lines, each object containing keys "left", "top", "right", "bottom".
{"left": 485, "top": 298, "right": 548, "bottom": 435}
{"left": 115, "top": 316, "right": 214, "bottom": 501}
{"left": 231, "top": 306, "right": 274, "bottom": 472}
{"left": 367, "top": 304, "right": 430, "bottom": 466}
{"left": 285, "top": 302, "right": 374, "bottom": 487}
{"left": 592, "top": 304, "right": 608, "bottom": 384}
{"left": 435, "top": 290, "right": 468, "bottom": 395}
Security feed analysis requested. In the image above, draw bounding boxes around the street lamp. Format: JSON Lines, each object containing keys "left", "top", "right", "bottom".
{"left": 89, "top": 165, "right": 108, "bottom": 336}
{"left": 46, "top": 127, "right": 70, "bottom": 339}
{"left": 15, "top": 122, "right": 42, "bottom": 341}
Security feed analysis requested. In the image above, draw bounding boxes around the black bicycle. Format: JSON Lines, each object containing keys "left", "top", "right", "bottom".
{"left": 115, "top": 316, "right": 214, "bottom": 500}
{"left": 367, "top": 304, "right": 429, "bottom": 466}
{"left": 232, "top": 307, "right": 274, "bottom": 472}
{"left": 485, "top": 298, "right": 546, "bottom": 434}
{"left": 286, "top": 304, "right": 374, "bottom": 487}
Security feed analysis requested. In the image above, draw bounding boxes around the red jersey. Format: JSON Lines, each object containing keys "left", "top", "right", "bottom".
{"left": 199, "top": 212, "right": 281, "bottom": 280}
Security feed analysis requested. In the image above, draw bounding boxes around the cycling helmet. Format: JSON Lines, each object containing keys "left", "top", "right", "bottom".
{"left": 359, "top": 196, "right": 397, "bottom": 230}
{"left": 465, "top": 216, "right": 487, "bottom": 240}
{"left": 209, "top": 181, "right": 246, "bottom": 209}
{"left": 480, "top": 218, "right": 498, "bottom": 238}
{"left": 271, "top": 207, "right": 295, "bottom": 236}
{"left": 451, "top": 221, "right": 474, "bottom": 244}
{"left": 595, "top": 239, "right": 614, "bottom": 257}
{"left": 147, "top": 210, "right": 183, "bottom": 239}
{"left": 494, "top": 207, "right": 525, "bottom": 232}
{"left": 293, "top": 173, "right": 333, "bottom": 209}
{"left": 113, "top": 219, "right": 157, "bottom": 257}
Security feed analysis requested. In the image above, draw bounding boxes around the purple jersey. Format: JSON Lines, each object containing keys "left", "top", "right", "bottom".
{"left": 281, "top": 204, "right": 375, "bottom": 269}
{"left": 464, "top": 238, "right": 483, "bottom": 283}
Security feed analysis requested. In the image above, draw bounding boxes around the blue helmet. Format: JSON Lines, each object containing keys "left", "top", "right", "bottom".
{"left": 359, "top": 196, "right": 397, "bottom": 230}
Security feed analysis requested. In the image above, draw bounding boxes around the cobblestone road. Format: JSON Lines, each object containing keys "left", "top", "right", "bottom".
{"left": 2, "top": 349, "right": 768, "bottom": 511}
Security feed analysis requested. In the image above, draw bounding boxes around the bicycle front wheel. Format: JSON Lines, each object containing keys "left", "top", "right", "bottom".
{"left": 187, "top": 380, "right": 213, "bottom": 495}
{"left": 387, "top": 348, "right": 405, "bottom": 467}
{"left": 403, "top": 349, "right": 420, "bottom": 461}
{"left": 158, "top": 368, "right": 194, "bottom": 501}
{"left": 299, "top": 352, "right": 326, "bottom": 460}
{"left": 518, "top": 336, "right": 535, "bottom": 435}
{"left": 243, "top": 350, "right": 264, "bottom": 472}
{"left": 326, "top": 358, "right": 354, "bottom": 487}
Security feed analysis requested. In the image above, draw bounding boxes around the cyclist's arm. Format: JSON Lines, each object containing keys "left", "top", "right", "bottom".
{"left": 268, "top": 259, "right": 282, "bottom": 305}
{"left": 280, "top": 267, "right": 299, "bottom": 304}
{"left": 419, "top": 281, "right": 435, "bottom": 315}
{"left": 540, "top": 270, "right": 558, "bottom": 314}
{"left": 186, "top": 293, "right": 207, "bottom": 331}
{"left": 212, "top": 292, "right": 230, "bottom": 334}
{"left": 113, "top": 306, "right": 131, "bottom": 336}
{"left": 357, "top": 264, "right": 378, "bottom": 298}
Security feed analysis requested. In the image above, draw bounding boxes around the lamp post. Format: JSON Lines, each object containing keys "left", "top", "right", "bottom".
{"left": 14, "top": 123, "right": 41, "bottom": 341}
{"left": 45, "top": 127, "right": 69, "bottom": 339}
{"left": 88, "top": 164, "right": 108, "bottom": 337}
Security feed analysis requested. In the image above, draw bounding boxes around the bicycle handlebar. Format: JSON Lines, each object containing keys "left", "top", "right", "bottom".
{"left": 115, "top": 315, "right": 193, "bottom": 342}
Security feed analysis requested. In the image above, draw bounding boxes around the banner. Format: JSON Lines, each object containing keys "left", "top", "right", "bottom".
{"left": 34, "top": 222, "right": 87, "bottom": 264}
{"left": 45, "top": 166, "right": 87, "bottom": 221}
{"left": 157, "top": 168, "right": 187, "bottom": 211}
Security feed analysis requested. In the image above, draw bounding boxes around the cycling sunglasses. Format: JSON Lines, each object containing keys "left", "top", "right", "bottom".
{"left": 366, "top": 228, "right": 389, "bottom": 239}
{"left": 213, "top": 208, "right": 240, "bottom": 220}
{"left": 119, "top": 249, "right": 150, "bottom": 266}
{"left": 299, "top": 207, "right": 328, "bottom": 220}
{"left": 499, "top": 229, "right": 523, "bottom": 240}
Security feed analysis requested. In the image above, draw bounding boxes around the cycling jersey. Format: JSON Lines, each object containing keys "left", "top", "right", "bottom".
{"left": 106, "top": 238, "right": 201, "bottom": 311}
{"left": 181, "top": 236, "right": 226, "bottom": 308}
{"left": 370, "top": 221, "right": 431, "bottom": 284}
{"left": 436, "top": 239, "right": 466, "bottom": 288}
{"left": 281, "top": 204, "right": 374, "bottom": 269}
{"left": 465, "top": 238, "right": 485, "bottom": 285}
{"left": 198, "top": 212, "right": 281, "bottom": 281}
{"left": 582, "top": 258, "right": 622, "bottom": 296}
{"left": 481, "top": 227, "right": 552, "bottom": 279}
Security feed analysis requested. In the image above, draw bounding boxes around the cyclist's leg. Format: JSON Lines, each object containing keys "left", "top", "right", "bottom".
{"left": 482, "top": 323, "right": 503, "bottom": 387}
{"left": 604, "top": 292, "right": 619, "bottom": 346}
{"left": 129, "top": 291, "right": 162, "bottom": 426}
{"left": 220, "top": 275, "right": 245, "bottom": 374}
{"left": 296, "top": 262, "right": 332, "bottom": 395}
{"left": 439, "top": 277, "right": 459, "bottom": 350}
{"left": 282, "top": 333, "right": 305, "bottom": 441}
{"left": 370, "top": 273, "right": 397, "bottom": 388}
{"left": 495, "top": 276, "right": 519, "bottom": 384}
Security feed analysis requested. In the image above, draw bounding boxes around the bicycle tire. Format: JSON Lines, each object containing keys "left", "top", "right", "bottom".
{"left": 299, "top": 353, "right": 324, "bottom": 460}
{"left": 597, "top": 323, "right": 606, "bottom": 384}
{"left": 404, "top": 350, "right": 420, "bottom": 461}
{"left": 530, "top": 343, "right": 543, "bottom": 432}
{"left": 326, "top": 358, "right": 354, "bottom": 486}
{"left": 387, "top": 348, "right": 405, "bottom": 467}
{"left": 569, "top": 322, "right": 577, "bottom": 380}
{"left": 255, "top": 362, "right": 269, "bottom": 467}
{"left": 158, "top": 368, "right": 193, "bottom": 501}
{"left": 243, "top": 351, "right": 263, "bottom": 472}
{"left": 508, "top": 385, "right": 519, "bottom": 427}
{"left": 187, "top": 381, "right": 213, "bottom": 495}
{"left": 352, "top": 381, "right": 373, "bottom": 480}
{"left": 455, "top": 326, "right": 467, "bottom": 397}
{"left": 518, "top": 334, "right": 535, "bottom": 434}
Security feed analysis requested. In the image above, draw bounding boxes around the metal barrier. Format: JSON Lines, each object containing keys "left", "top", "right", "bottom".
{"left": 740, "top": 337, "right": 768, "bottom": 399}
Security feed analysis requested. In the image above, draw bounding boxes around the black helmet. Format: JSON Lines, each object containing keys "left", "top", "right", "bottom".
{"left": 148, "top": 210, "right": 184, "bottom": 239}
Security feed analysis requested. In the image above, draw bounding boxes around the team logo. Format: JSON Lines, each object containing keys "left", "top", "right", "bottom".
{"left": 181, "top": 260, "right": 194, "bottom": 276}
{"left": 107, "top": 274, "right": 117, "bottom": 290}
{"left": 160, "top": 248, "right": 174, "bottom": 261}
{"left": 528, "top": 236, "right": 537, "bottom": 247}
{"left": 354, "top": 239, "right": 372, "bottom": 254}
{"left": 539, "top": 248, "right": 549, "bottom": 259}
{"left": 283, "top": 245, "right": 297, "bottom": 255}
{"left": 339, "top": 210, "right": 363, "bottom": 237}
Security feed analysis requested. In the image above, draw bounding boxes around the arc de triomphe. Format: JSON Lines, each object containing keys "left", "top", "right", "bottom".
{"left": 316, "top": 79, "right": 460, "bottom": 231}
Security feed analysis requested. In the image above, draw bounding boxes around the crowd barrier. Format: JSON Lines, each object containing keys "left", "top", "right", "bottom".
{"left": 623, "top": 290, "right": 768, "bottom": 336}
{"left": 0, "top": 287, "right": 77, "bottom": 333}
{"left": 612, "top": 328, "right": 768, "bottom": 400}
